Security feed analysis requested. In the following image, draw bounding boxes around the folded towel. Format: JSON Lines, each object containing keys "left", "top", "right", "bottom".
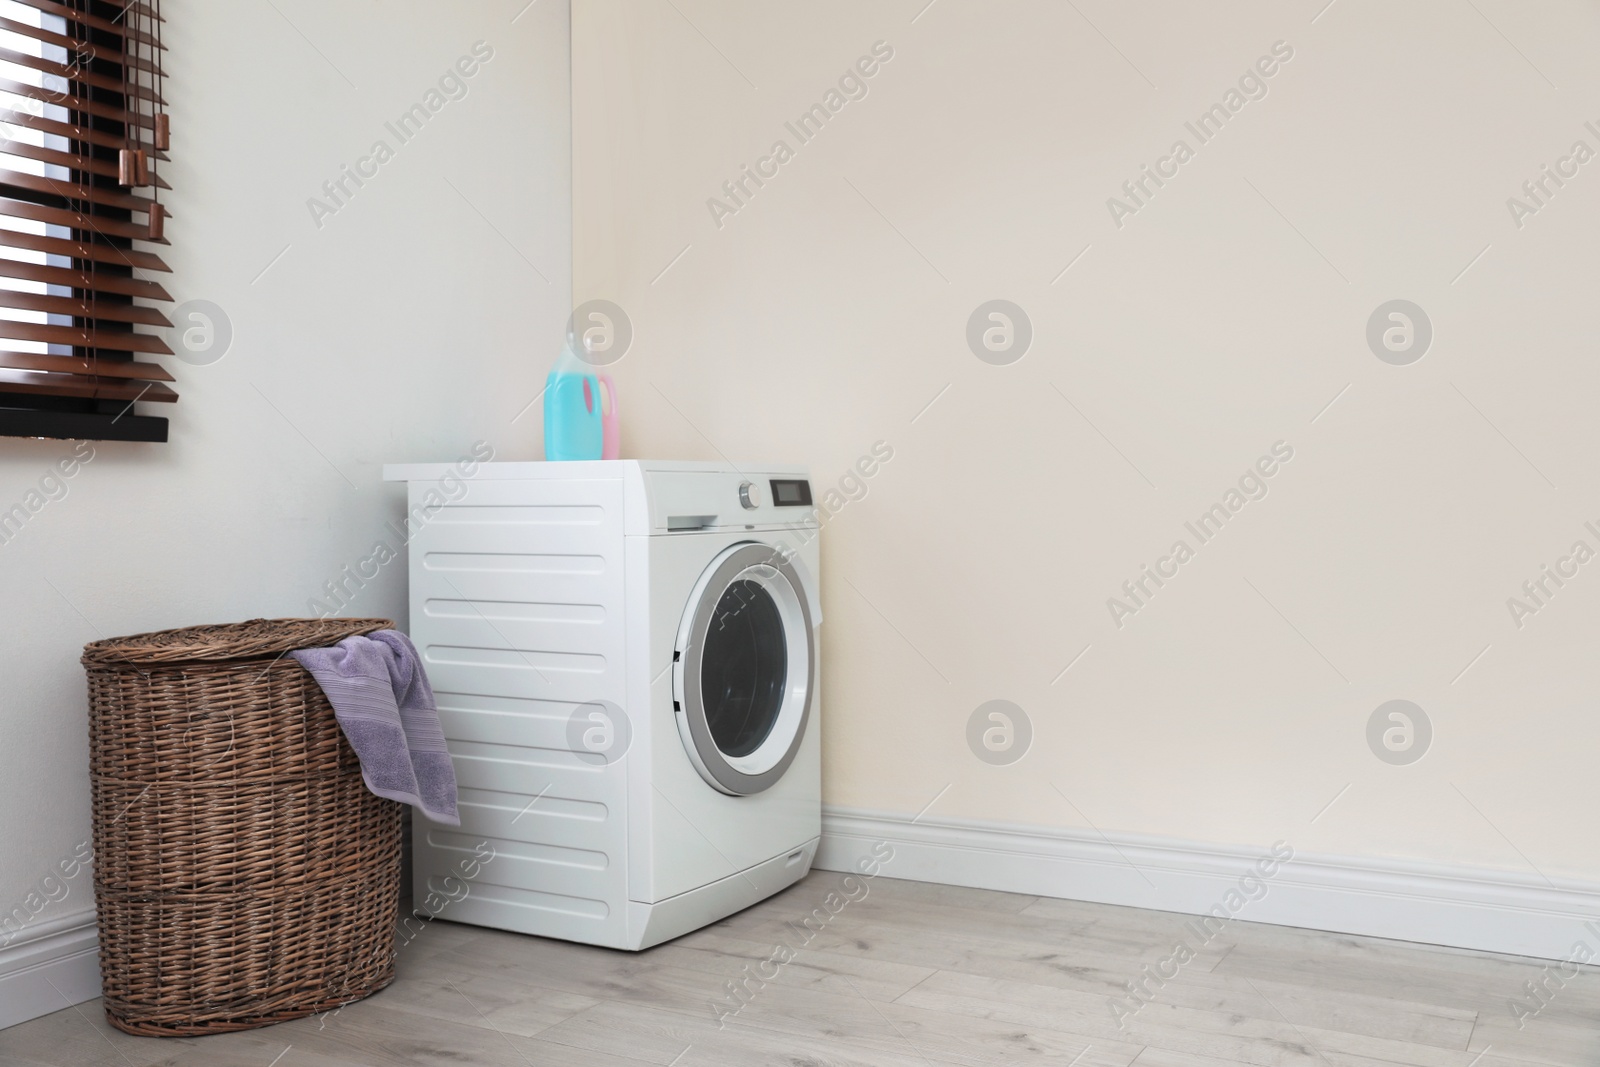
{"left": 291, "top": 629, "right": 459, "bottom": 825}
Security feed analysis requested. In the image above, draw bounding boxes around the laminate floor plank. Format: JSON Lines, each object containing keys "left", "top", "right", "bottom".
{"left": 363, "top": 966, "right": 602, "bottom": 1037}
{"left": 1212, "top": 928, "right": 1600, "bottom": 1025}
{"left": 713, "top": 899, "right": 1478, "bottom": 1046}
{"left": 711, "top": 895, "right": 1235, "bottom": 991}
{"left": 436, "top": 928, "right": 1138, "bottom": 1066}
{"left": 742, "top": 874, "right": 1210, "bottom": 960}
{"left": 536, "top": 999, "right": 969, "bottom": 1067}
{"left": 708, "top": 906, "right": 1226, "bottom": 981}
{"left": 431, "top": 930, "right": 1007, "bottom": 1061}
{"left": 0, "top": 998, "right": 171, "bottom": 1067}
{"left": 1468, "top": 1013, "right": 1600, "bottom": 1067}
{"left": 703, "top": 903, "right": 1477, "bottom": 1049}
{"left": 895, "top": 968, "right": 1512, "bottom": 1067}
{"left": 837, "top": 872, "right": 1044, "bottom": 915}
{"left": 650, "top": 930, "right": 938, "bottom": 1002}
{"left": 535, "top": 996, "right": 1138, "bottom": 1067}
{"left": 1127, "top": 1048, "right": 1556, "bottom": 1067}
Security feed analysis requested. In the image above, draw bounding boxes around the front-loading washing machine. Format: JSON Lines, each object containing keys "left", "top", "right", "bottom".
{"left": 382, "top": 460, "right": 821, "bottom": 950}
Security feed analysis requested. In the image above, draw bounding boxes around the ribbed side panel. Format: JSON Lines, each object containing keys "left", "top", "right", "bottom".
{"left": 405, "top": 477, "right": 630, "bottom": 947}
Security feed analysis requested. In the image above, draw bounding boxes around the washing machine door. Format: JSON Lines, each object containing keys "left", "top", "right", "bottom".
{"left": 673, "top": 541, "right": 815, "bottom": 796}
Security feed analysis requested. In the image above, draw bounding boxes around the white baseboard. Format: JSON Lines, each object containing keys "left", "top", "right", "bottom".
{"left": 816, "top": 807, "right": 1599, "bottom": 962}
{"left": 0, "top": 910, "right": 101, "bottom": 1031}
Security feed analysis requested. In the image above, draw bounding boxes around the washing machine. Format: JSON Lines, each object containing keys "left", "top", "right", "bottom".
{"left": 381, "top": 460, "right": 822, "bottom": 950}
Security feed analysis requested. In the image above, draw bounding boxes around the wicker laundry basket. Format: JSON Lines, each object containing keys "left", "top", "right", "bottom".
{"left": 81, "top": 618, "right": 404, "bottom": 1036}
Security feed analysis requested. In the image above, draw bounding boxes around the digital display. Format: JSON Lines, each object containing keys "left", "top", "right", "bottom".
{"left": 770, "top": 479, "right": 812, "bottom": 506}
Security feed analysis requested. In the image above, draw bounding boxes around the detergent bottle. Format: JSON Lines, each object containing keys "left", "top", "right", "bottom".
{"left": 544, "top": 342, "right": 619, "bottom": 461}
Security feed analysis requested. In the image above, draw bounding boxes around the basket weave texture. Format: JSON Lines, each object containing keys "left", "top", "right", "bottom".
{"left": 82, "top": 618, "right": 403, "bottom": 1036}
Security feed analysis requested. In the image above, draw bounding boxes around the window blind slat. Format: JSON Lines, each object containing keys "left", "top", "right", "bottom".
{"left": 0, "top": 170, "right": 164, "bottom": 215}
{"left": 0, "top": 227, "right": 171, "bottom": 273}
{"left": 0, "top": 77, "right": 164, "bottom": 133}
{"left": 0, "top": 196, "right": 170, "bottom": 243}
{"left": 0, "top": 321, "right": 173, "bottom": 356}
{"left": 0, "top": 351, "right": 174, "bottom": 382}
{"left": 0, "top": 369, "right": 177, "bottom": 403}
{"left": 0, "top": 45, "right": 166, "bottom": 107}
{"left": 10, "top": 0, "right": 164, "bottom": 47}
{"left": 0, "top": 107, "right": 171, "bottom": 159}
{"left": 0, "top": 18, "right": 164, "bottom": 78}
{"left": 1, "top": 139, "right": 173, "bottom": 189}
{"left": 0, "top": 257, "right": 171, "bottom": 301}
{"left": 0, "top": 290, "right": 171, "bottom": 328}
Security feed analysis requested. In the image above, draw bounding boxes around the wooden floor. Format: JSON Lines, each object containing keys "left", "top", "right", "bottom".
{"left": 1, "top": 871, "right": 1594, "bottom": 1066}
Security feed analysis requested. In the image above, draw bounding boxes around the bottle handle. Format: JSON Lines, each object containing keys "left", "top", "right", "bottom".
{"left": 599, "top": 374, "right": 620, "bottom": 460}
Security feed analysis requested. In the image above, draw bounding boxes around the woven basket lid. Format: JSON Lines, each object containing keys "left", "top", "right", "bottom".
{"left": 82, "top": 617, "right": 394, "bottom": 667}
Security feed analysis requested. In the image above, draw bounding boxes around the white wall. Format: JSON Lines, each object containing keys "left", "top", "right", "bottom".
{"left": 0, "top": 0, "right": 570, "bottom": 929}
{"left": 573, "top": 0, "right": 1600, "bottom": 884}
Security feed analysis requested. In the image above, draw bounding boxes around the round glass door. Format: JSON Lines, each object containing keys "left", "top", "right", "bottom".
{"left": 673, "top": 543, "right": 815, "bottom": 795}
{"left": 702, "top": 579, "right": 788, "bottom": 757}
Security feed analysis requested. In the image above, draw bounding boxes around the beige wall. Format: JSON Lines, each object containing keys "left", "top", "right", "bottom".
{"left": 575, "top": 0, "right": 1600, "bottom": 879}
{"left": 0, "top": 0, "right": 571, "bottom": 912}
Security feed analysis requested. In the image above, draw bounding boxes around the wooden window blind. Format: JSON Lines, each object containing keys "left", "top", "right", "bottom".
{"left": 0, "top": 0, "right": 172, "bottom": 442}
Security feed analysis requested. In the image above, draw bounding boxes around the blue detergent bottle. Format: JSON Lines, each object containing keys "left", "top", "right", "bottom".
{"left": 544, "top": 343, "right": 606, "bottom": 461}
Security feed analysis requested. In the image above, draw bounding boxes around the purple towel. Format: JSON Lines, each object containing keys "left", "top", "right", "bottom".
{"left": 291, "top": 630, "right": 459, "bottom": 825}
